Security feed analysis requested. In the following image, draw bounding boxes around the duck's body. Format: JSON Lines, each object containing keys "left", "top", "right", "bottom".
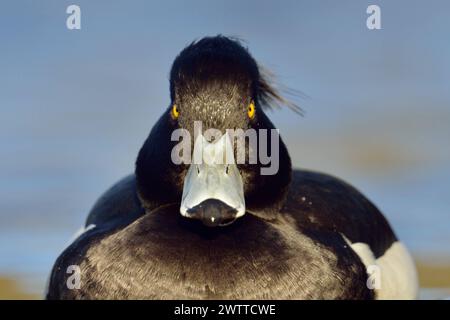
{"left": 47, "top": 36, "right": 418, "bottom": 299}
{"left": 47, "top": 170, "right": 417, "bottom": 299}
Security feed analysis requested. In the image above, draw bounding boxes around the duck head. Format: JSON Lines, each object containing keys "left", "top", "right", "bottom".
{"left": 136, "top": 36, "right": 293, "bottom": 227}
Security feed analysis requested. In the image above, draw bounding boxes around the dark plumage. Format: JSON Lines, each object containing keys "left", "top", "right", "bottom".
{"left": 46, "top": 36, "right": 412, "bottom": 300}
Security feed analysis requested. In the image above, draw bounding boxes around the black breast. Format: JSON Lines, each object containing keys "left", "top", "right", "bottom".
{"left": 47, "top": 202, "right": 373, "bottom": 299}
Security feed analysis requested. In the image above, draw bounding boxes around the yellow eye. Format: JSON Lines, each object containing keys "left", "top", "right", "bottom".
{"left": 247, "top": 101, "right": 256, "bottom": 119}
{"left": 171, "top": 104, "right": 179, "bottom": 119}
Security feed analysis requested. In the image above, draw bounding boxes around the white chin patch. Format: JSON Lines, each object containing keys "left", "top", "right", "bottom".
{"left": 180, "top": 132, "right": 245, "bottom": 219}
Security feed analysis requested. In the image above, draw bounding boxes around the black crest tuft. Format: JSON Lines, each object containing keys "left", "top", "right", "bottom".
{"left": 170, "top": 35, "right": 303, "bottom": 114}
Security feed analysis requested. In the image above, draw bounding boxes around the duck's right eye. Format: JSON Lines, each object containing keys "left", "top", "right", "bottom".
{"left": 247, "top": 101, "right": 256, "bottom": 119}
{"left": 171, "top": 104, "right": 179, "bottom": 119}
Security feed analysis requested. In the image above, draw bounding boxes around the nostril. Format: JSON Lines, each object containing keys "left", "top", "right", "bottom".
{"left": 196, "top": 165, "right": 200, "bottom": 175}
{"left": 225, "top": 165, "right": 229, "bottom": 175}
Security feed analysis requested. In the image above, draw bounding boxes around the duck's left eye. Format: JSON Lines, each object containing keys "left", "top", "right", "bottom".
{"left": 171, "top": 104, "right": 179, "bottom": 119}
{"left": 247, "top": 101, "right": 256, "bottom": 119}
